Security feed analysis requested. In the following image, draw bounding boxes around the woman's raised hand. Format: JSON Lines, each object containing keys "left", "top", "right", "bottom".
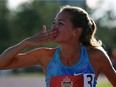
{"left": 23, "top": 25, "right": 58, "bottom": 47}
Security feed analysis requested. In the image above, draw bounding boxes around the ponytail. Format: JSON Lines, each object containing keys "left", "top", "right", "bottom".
{"left": 79, "top": 18, "right": 102, "bottom": 47}
{"left": 90, "top": 19, "right": 102, "bottom": 47}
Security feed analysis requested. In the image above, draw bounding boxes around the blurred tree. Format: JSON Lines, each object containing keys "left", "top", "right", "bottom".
{"left": 86, "top": 1, "right": 116, "bottom": 54}
{"left": 9, "top": 3, "right": 42, "bottom": 44}
{"left": 31, "top": 1, "right": 61, "bottom": 47}
{"left": 0, "top": 0, "right": 11, "bottom": 53}
{"left": 9, "top": 1, "right": 61, "bottom": 48}
{"left": 32, "top": 1, "right": 60, "bottom": 29}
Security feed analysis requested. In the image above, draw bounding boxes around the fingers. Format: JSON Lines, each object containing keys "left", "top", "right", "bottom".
{"left": 26, "top": 25, "right": 58, "bottom": 46}
{"left": 47, "top": 29, "right": 58, "bottom": 41}
{"left": 41, "top": 29, "right": 58, "bottom": 41}
{"left": 37, "top": 25, "right": 58, "bottom": 42}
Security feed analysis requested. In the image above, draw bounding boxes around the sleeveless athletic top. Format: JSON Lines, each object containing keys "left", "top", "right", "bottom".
{"left": 46, "top": 46, "right": 97, "bottom": 87}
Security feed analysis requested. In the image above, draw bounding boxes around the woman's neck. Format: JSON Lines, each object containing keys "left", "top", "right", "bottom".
{"left": 60, "top": 43, "right": 82, "bottom": 66}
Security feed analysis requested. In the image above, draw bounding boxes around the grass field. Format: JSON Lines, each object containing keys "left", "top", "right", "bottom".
{"left": 0, "top": 73, "right": 112, "bottom": 87}
{"left": 97, "top": 74, "right": 112, "bottom": 87}
{"left": 97, "top": 83, "right": 112, "bottom": 87}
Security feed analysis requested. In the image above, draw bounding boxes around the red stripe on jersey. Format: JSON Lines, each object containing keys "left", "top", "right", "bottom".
{"left": 50, "top": 75, "right": 84, "bottom": 87}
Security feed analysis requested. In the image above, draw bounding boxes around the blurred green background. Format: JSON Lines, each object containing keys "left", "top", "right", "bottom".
{"left": 0, "top": 0, "right": 116, "bottom": 75}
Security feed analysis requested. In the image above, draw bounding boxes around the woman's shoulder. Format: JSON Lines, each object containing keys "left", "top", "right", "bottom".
{"left": 85, "top": 46, "right": 111, "bottom": 65}
{"left": 85, "top": 46, "right": 111, "bottom": 77}
{"left": 86, "top": 46, "right": 108, "bottom": 58}
{"left": 26, "top": 47, "right": 57, "bottom": 61}
{"left": 33, "top": 47, "right": 58, "bottom": 65}
{"left": 30, "top": 47, "right": 57, "bottom": 54}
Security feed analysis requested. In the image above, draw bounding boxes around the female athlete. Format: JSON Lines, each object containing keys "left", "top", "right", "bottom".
{"left": 0, "top": 5, "right": 116, "bottom": 87}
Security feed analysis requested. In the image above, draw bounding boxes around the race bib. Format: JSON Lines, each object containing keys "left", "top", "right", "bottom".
{"left": 50, "top": 74, "right": 95, "bottom": 87}
{"left": 84, "top": 74, "right": 95, "bottom": 87}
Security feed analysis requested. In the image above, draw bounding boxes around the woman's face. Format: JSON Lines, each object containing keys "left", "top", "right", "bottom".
{"left": 51, "top": 11, "right": 76, "bottom": 44}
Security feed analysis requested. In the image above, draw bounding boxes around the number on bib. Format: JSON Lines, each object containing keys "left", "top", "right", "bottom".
{"left": 84, "top": 74, "right": 95, "bottom": 87}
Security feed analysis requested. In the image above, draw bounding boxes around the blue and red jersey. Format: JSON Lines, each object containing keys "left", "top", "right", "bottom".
{"left": 45, "top": 46, "right": 97, "bottom": 87}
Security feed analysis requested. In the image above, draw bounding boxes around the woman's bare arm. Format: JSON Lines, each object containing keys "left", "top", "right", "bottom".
{"left": 0, "top": 25, "right": 58, "bottom": 70}
{"left": 0, "top": 47, "right": 55, "bottom": 70}
{"left": 0, "top": 41, "right": 28, "bottom": 69}
{"left": 98, "top": 47, "right": 116, "bottom": 86}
